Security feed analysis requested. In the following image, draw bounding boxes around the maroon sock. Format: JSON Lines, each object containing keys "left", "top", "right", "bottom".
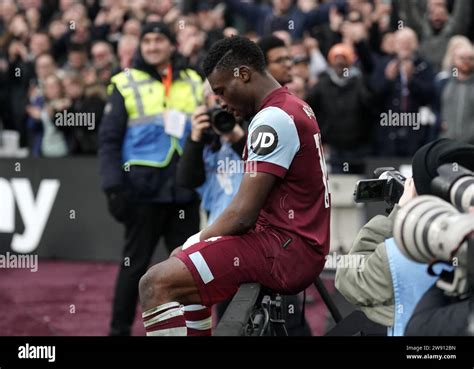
{"left": 142, "top": 302, "right": 187, "bottom": 336}
{"left": 184, "top": 305, "right": 212, "bottom": 336}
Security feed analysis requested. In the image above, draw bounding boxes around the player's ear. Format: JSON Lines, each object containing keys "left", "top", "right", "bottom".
{"left": 237, "top": 66, "right": 251, "bottom": 83}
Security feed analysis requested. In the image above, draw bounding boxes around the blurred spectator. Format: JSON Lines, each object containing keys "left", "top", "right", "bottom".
{"left": 176, "top": 20, "right": 207, "bottom": 75}
{"left": 257, "top": 35, "right": 293, "bottom": 85}
{"left": 63, "top": 43, "right": 89, "bottom": 74}
{"left": 432, "top": 36, "right": 472, "bottom": 139}
{"left": 117, "top": 35, "right": 139, "bottom": 70}
{"left": 286, "top": 74, "right": 306, "bottom": 99}
{"left": 0, "top": 0, "right": 467, "bottom": 160}
{"left": 307, "top": 43, "right": 374, "bottom": 171}
{"left": 440, "top": 36, "right": 473, "bottom": 78}
{"left": 122, "top": 18, "right": 141, "bottom": 38}
{"left": 29, "top": 32, "right": 52, "bottom": 60}
{"left": 26, "top": 74, "right": 69, "bottom": 157}
{"left": 91, "top": 41, "right": 117, "bottom": 84}
{"left": 370, "top": 28, "right": 435, "bottom": 157}
{"left": 30, "top": 52, "right": 58, "bottom": 98}
{"left": 63, "top": 73, "right": 105, "bottom": 154}
{"left": 196, "top": 2, "right": 226, "bottom": 50}
{"left": 399, "top": 0, "right": 472, "bottom": 73}
{"left": 225, "top": 0, "right": 346, "bottom": 39}
{"left": 0, "top": 51, "right": 12, "bottom": 132}
{"left": 5, "top": 13, "right": 34, "bottom": 146}
{"left": 290, "top": 38, "right": 326, "bottom": 87}
{"left": 440, "top": 43, "right": 474, "bottom": 144}
{"left": 0, "top": 0, "right": 18, "bottom": 36}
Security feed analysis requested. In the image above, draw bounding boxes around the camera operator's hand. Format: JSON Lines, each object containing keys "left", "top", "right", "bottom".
{"left": 399, "top": 177, "right": 417, "bottom": 207}
{"left": 190, "top": 105, "right": 211, "bottom": 143}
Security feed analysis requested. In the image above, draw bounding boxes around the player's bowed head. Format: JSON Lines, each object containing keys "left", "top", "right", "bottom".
{"left": 202, "top": 36, "right": 282, "bottom": 122}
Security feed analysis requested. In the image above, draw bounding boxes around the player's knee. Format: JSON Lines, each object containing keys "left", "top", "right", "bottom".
{"left": 139, "top": 265, "right": 171, "bottom": 307}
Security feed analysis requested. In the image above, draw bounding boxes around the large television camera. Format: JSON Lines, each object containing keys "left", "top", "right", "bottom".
{"left": 393, "top": 164, "right": 474, "bottom": 297}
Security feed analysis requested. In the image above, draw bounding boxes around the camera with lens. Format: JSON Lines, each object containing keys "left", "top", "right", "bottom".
{"left": 201, "top": 107, "right": 236, "bottom": 145}
{"left": 354, "top": 167, "right": 406, "bottom": 208}
{"left": 432, "top": 163, "right": 474, "bottom": 212}
{"left": 393, "top": 164, "right": 474, "bottom": 297}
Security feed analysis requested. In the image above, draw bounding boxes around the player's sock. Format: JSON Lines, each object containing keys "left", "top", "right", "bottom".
{"left": 142, "top": 302, "right": 187, "bottom": 336}
{"left": 184, "top": 305, "right": 212, "bottom": 336}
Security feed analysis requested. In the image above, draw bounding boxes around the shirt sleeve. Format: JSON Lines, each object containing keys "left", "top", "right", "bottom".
{"left": 245, "top": 107, "right": 300, "bottom": 178}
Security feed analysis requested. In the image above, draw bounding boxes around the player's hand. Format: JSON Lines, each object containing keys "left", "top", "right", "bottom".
{"left": 190, "top": 105, "right": 211, "bottom": 142}
{"left": 182, "top": 231, "right": 202, "bottom": 250}
{"left": 399, "top": 177, "right": 417, "bottom": 207}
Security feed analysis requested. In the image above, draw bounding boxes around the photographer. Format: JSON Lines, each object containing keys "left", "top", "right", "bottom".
{"left": 405, "top": 279, "right": 474, "bottom": 336}
{"left": 335, "top": 138, "right": 474, "bottom": 335}
{"left": 402, "top": 205, "right": 474, "bottom": 335}
{"left": 176, "top": 81, "right": 247, "bottom": 225}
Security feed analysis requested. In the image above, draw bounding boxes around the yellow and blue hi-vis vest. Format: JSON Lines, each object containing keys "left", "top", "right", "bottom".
{"left": 109, "top": 68, "right": 203, "bottom": 168}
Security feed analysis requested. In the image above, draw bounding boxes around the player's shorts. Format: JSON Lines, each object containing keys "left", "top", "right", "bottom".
{"left": 174, "top": 225, "right": 327, "bottom": 307}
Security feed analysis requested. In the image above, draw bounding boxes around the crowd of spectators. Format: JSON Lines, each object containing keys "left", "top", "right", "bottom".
{"left": 0, "top": 0, "right": 473, "bottom": 164}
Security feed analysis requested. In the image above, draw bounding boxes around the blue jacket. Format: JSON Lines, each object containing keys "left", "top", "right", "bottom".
{"left": 198, "top": 142, "right": 244, "bottom": 224}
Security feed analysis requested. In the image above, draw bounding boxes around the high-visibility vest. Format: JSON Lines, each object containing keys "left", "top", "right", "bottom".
{"left": 109, "top": 68, "right": 203, "bottom": 167}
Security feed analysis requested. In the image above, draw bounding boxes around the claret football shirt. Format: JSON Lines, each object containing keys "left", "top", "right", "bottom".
{"left": 243, "top": 87, "right": 330, "bottom": 250}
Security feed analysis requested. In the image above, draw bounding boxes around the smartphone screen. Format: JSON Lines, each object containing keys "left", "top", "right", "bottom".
{"left": 354, "top": 179, "right": 387, "bottom": 203}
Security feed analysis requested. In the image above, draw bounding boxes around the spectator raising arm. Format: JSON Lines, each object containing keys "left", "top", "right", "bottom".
{"left": 442, "top": 0, "right": 472, "bottom": 37}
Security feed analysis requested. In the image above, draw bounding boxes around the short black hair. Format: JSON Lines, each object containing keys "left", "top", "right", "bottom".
{"left": 202, "top": 36, "right": 266, "bottom": 77}
{"left": 256, "top": 35, "right": 286, "bottom": 65}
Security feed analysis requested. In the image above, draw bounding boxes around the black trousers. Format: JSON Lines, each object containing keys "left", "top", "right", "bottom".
{"left": 109, "top": 199, "right": 200, "bottom": 335}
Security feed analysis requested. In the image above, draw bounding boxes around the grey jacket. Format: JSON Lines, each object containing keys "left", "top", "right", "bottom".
{"left": 441, "top": 75, "right": 474, "bottom": 145}
{"left": 335, "top": 206, "right": 401, "bottom": 327}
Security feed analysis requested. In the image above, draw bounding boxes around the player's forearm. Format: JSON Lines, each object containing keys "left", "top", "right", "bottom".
{"left": 200, "top": 205, "right": 258, "bottom": 240}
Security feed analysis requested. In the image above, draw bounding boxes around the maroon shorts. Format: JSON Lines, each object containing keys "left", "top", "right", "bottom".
{"left": 174, "top": 227, "right": 326, "bottom": 307}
